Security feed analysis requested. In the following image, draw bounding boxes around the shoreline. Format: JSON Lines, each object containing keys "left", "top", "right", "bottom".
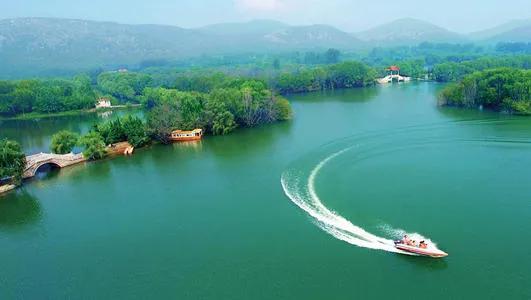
{"left": 0, "top": 105, "right": 142, "bottom": 121}
{"left": 0, "top": 184, "right": 16, "bottom": 195}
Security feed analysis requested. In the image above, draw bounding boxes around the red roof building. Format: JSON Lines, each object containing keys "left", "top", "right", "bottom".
{"left": 387, "top": 65, "right": 400, "bottom": 71}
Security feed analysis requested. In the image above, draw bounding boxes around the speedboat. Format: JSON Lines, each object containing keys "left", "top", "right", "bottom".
{"left": 394, "top": 241, "right": 448, "bottom": 258}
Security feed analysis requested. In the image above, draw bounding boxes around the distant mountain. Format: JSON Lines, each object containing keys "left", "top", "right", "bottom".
{"left": 487, "top": 25, "right": 531, "bottom": 43}
{"left": 0, "top": 18, "right": 213, "bottom": 78}
{"left": 3, "top": 17, "right": 529, "bottom": 79}
{"left": 198, "top": 21, "right": 361, "bottom": 50}
{"left": 469, "top": 19, "right": 531, "bottom": 41}
{"left": 198, "top": 19, "right": 289, "bottom": 36}
{"left": 0, "top": 18, "right": 361, "bottom": 78}
{"left": 354, "top": 18, "right": 467, "bottom": 46}
{"left": 264, "top": 24, "right": 361, "bottom": 48}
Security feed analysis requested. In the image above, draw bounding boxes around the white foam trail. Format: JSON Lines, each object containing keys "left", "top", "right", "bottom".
{"left": 281, "top": 147, "right": 430, "bottom": 255}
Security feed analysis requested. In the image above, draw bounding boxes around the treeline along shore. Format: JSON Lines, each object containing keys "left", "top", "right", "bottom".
{"left": 0, "top": 75, "right": 293, "bottom": 191}
{"left": 1, "top": 53, "right": 531, "bottom": 193}
{"left": 1, "top": 54, "right": 531, "bottom": 118}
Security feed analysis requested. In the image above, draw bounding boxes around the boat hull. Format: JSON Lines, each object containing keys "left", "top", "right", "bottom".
{"left": 395, "top": 243, "right": 448, "bottom": 258}
{"left": 170, "top": 136, "right": 202, "bottom": 142}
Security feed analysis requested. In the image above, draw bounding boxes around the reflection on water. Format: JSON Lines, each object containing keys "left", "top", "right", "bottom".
{"left": 205, "top": 120, "right": 293, "bottom": 161}
{"left": 97, "top": 110, "right": 114, "bottom": 118}
{"left": 0, "top": 108, "right": 143, "bottom": 154}
{"left": 395, "top": 251, "right": 449, "bottom": 270}
{"left": 33, "top": 163, "right": 61, "bottom": 180}
{"left": 171, "top": 140, "right": 204, "bottom": 151}
{"left": 0, "top": 189, "right": 41, "bottom": 230}
{"left": 288, "top": 86, "right": 379, "bottom": 103}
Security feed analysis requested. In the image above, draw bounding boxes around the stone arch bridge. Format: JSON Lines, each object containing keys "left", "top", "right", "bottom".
{"left": 23, "top": 153, "right": 86, "bottom": 179}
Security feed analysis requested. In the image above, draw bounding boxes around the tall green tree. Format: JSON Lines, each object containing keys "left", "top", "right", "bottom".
{"left": 122, "top": 115, "right": 149, "bottom": 147}
{"left": 274, "top": 97, "right": 292, "bottom": 121}
{"left": 79, "top": 132, "right": 107, "bottom": 160}
{"left": 50, "top": 130, "right": 79, "bottom": 154}
{"left": 146, "top": 103, "right": 182, "bottom": 144}
{"left": 205, "top": 101, "right": 236, "bottom": 135}
{"left": 0, "top": 139, "right": 26, "bottom": 184}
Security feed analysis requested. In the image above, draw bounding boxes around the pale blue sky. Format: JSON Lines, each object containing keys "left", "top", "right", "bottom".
{"left": 2, "top": 0, "right": 530, "bottom": 33}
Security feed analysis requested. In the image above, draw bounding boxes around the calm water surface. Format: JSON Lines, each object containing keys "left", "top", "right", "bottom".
{"left": 1, "top": 83, "right": 530, "bottom": 299}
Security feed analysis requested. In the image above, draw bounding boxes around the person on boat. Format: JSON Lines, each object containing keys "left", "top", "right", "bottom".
{"left": 409, "top": 240, "right": 417, "bottom": 247}
{"left": 402, "top": 235, "right": 410, "bottom": 244}
{"left": 419, "top": 241, "right": 428, "bottom": 249}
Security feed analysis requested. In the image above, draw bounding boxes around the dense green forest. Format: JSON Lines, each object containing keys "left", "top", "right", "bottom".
{"left": 274, "top": 61, "right": 376, "bottom": 93}
{"left": 168, "top": 61, "right": 376, "bottom": 94}
{"left": 0, "top": 75, "right": 96, "bottom": 115}
{"left": 1, "top": 49, "right": 531, "bottom": 118}
{"left": 438, "top": 68, "right": 531, "bottom": 114}
{"left": 142, "top": 79, "right": 292, "bottom": 138}
{"left": 0, "top": 58, "right": 376, "bottom": 117}
{"left": 432, "top": 55, "right": 531, "bottom": 82}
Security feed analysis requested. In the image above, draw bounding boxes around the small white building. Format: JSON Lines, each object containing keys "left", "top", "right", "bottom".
{"left": 96, "top": 98, "right": 112, "bottom": 109}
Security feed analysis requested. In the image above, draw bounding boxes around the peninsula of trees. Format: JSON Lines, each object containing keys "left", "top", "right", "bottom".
{"left": 438, "top": 68, "right": 531, "bottom": 114}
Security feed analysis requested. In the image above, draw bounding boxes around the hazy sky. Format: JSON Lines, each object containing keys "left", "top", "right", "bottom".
{"left": 2, "top": 0, "right": 530, "bottom": 33}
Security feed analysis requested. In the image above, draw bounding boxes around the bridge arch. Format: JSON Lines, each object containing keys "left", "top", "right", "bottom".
{"left": 23, "top": 153, "right": 86, "bottom": 179}
{"left": 31, "top": 161, "right": 62, "bottom": 177}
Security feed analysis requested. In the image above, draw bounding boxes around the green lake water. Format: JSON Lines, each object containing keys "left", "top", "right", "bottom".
{"left": 1, "top": 83, "right": 530, "bottom": 299}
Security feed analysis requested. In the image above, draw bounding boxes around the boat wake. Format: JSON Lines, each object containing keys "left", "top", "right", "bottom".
{"left": 280, "top": 146, "right": 437, "bottom": 256}
{"left": 280, "top": 119, "right": 531, "bottom": 256}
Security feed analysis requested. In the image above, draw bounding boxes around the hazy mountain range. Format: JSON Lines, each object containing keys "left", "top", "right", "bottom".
{"left": 0, "top": 17, "right": 530, "bottom": 78}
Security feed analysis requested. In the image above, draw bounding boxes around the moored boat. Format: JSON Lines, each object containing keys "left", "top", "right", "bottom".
{"left": 170, "top": 129, "right": 203, "bottom": 142}
{"left": 394, "top": 241, "right": 448, "bottom": 258}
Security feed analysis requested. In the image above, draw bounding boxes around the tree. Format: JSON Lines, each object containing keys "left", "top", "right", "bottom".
{"left": 146, "top": 103, "right": 182, "bottom": 144}
{"left": 177, "top": 92, "right": 207, "bottom": 130}
{"left": 107, "top": 118, "right": 127, "bottom": 144}
{"left": 274, "top": 97, "right": 292, "bottom": 121}
{"left": 438, "top": 68, "right": 531, "bottom": 114}
{"left": 0, "top": 139, "right": 26, "bottom": 185}
{"left": 50, "top": 130, "right": 79, "bottom": 154}
{"left": 122, "top": 115, "right": 149, "bottom": 147}
{"left": 97, "top": 71, "right": 152, "bottom": 103}
{"left": 205, "top": 101, "right": 237, "bottom": 135}
{"left": 79, "top": 132, "right": 107, "bottom": 160}
{"left": 325, "top": 48, "right": 341, "bottom": 64}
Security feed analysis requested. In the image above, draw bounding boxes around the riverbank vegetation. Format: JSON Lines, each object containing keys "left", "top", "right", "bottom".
{"left": 438, "top": 68, "right": 531, "bottom": 114}
{"left": 274, "top": 61, "right": 376, "bottom": 93}
{"left": 432, "top": 55, "right": 531, "bottom": 82}
{"left": 0, "top": 139, "right": 26, "bottom": 185}
{"left": 1, "top": 47, "right": 531, "bottom": 120}
{"left": 143, "top": 79, "right": 292, "bottom": 140}
{"left": 0, "top": 75, "right": 96, "bottom": 116}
